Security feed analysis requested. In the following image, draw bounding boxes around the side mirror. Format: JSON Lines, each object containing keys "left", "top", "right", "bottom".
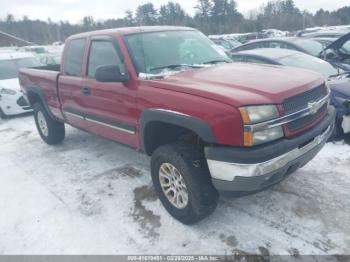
{"left": 95, "top": 65, "right": 129, "bottom": 83}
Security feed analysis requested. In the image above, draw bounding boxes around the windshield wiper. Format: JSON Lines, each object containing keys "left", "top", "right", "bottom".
{"left": 203, "top": 59, "right": 231, "bottom": 64}
{"left": 149, "top": 64, "right": 203, "bottom": 72}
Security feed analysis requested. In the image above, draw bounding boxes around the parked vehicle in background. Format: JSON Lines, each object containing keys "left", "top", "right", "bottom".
{"left": 0, "top": 47, "right": 19, "bottom": 53}
{"left": 261, "top": 29, "right": 287, "bottom": 38}
{"left": 38, "top": 54, "right": 61, "bottom": 65}
{"left": 297, "top": 25, "right": 350, "bottom": 37}
{"left": 20, "top": 46, "right": 47, "bottom": 54}
{"left": 231, "top": 48, "right": 350, "bottom": 138}
{"left": 208, "top": 30, "right": 288, "bottom": 46}
{"left": 19, "top": 26, "right": 335, "bottom": 224}
{"left": 233, "top": 37, "right": 325, "bottom": 57}
{"left": 208, "top": 37, "right": 241, "bottom": 52}
{"left": 232, "top": 37, "right": 350, "bottom": 71}
{"left": 321, "top": 32, "right": 350, "bottom": 69}
{"left": 0, "top": 52, "right": 44, "bottom": 117}
{"left": 20, "top": 45, "right": 63, "bottom": 66}
{"left": 299, "top": 31, "right": 346, "bottom": 39}
{"left": 52, "top": 41, "right": 63, "bottom": 46}
{"left": 312, "top": 38, "right": 336, "bottom": 49}
{"left": 229, "top": 32, "right": 263, "bottom": 43}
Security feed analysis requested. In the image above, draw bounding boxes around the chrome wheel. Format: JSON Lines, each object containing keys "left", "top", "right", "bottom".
{"left": 37, "top": 111, "right": 48, "bottom": 137}
{"left": 159, "top": 163, "right": 189, "bottom": 209}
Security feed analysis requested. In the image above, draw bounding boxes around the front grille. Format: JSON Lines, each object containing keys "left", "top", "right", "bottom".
{"left": 282, "top": 84, "right": 327, "bottom": 133}
{"left": 287, "top": 104, "right": 327, "bottom": 131}
{"left": 283, "top": 85, "right": 325, "bottom": 114}
{"left": 17, "top": 96, "right": 29, "bottom": 107}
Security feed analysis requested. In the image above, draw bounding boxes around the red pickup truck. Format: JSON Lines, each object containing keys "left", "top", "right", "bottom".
{"left": 19, "top": 26, "right": 335, "bottom": 224}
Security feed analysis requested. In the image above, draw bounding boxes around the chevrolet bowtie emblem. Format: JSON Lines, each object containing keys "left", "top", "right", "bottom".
{"left": 308, "top": 101, "right": 321, "bottom": 115}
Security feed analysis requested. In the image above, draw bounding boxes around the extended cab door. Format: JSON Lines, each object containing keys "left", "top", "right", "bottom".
{"left": 58, "top": 38, "right": 88, "bottom": 129}
{"left": 78, "top": 36, "right": 138, "bottom": 148}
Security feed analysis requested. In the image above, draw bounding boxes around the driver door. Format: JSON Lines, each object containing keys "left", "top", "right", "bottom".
{"left": 79, "top": 36, "right": 138, "bottom": 148}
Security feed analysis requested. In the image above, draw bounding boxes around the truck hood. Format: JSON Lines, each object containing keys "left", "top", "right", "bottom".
{"left": 0, "top": 78, "right": 21, "bottom": 92}
{"left": 149, "top": 63, "right": 324, "bottom": 107}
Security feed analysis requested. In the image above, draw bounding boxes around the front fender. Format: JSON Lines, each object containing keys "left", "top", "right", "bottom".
{"left": 140, "top": 109, "right": 217, "bottom": 153}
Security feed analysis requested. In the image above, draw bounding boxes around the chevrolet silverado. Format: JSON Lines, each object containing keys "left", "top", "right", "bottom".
{"left": 19, "top": 26, "right": 335, "bottom": 224}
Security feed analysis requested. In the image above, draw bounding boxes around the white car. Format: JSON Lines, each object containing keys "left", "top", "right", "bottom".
{"left": 0, "top": 52, "right": 44, "bottom": 118}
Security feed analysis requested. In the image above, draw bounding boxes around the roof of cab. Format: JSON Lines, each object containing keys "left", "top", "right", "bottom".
{"left": 68, "top": 26, "right": 196, "bottom": 40}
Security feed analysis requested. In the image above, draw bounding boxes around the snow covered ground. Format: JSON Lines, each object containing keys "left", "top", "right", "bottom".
{"left": 0, "top": 115, "right": 349, "bottom": 255}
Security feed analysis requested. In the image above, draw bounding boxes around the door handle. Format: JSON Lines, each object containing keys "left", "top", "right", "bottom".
{"left": 81, "top": 86, "right": 91, "bottom": 96}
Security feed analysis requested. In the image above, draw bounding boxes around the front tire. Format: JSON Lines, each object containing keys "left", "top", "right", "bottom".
{"left": 34, "top": 103, "right": 65, "bottom": 145}
{"left": 151, "top": 142, "right": 219, "bottom": 225}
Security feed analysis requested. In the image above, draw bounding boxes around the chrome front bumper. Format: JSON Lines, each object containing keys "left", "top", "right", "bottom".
{"left": 207, "top": 124, "right": 333, "bottom": 182}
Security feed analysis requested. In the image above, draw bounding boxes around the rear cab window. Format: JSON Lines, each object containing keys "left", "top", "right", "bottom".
{"left": 64, "top": 38, "right": 86, "bottom": 76}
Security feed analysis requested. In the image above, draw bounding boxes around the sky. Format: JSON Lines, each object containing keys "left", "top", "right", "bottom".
{"left": 1, "top": 0, "right": 349, "bottom": 23}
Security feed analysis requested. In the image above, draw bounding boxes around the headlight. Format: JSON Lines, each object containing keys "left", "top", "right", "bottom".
{"left": 325, "top": 81, "right": 331, "bottom": 94}
{"left": 0, "top": 88, "right": 16, "bottom": 95}
{"left": 239, "top": 105, "right": 279, "bottom": 124}
{"left": 239, "top": 105, "right": 283, "bottom": 146}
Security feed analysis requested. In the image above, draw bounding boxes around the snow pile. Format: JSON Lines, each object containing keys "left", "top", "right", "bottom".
{"left": 0, "top": 116, "right": 349, "bottom": 255}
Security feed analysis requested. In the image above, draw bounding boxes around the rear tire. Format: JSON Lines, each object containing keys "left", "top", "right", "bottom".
{"left": 151, "top": 142, "right": 219, "bottom": 225}
{"left": 34, "top": 103, "right": 65, "bottom": 145}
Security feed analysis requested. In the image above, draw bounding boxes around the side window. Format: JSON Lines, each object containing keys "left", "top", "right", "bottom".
{"left": 285, "top": 43, "right": 298, "bottom": 51}
{"left": 87, "top": 40, "right": 124, "bottom": 78}
{"left": 256, "top": 42, "right": 270, "bottom": 48}
{"left": 268, "top": 41, "right": 284, "bottom": 48}
{"left": 238, "top": 43, "right": 255, "bottom": 51}
{"left": 231, "top": 56, "right": 245, "bottom": 62}
{"left": 246, "top": 43, "right": 258, "bottom": 50}
{"left": 64, "top": 38, "right": 86, "bottom": 76}
{"left": 246, "top": 57, "right": 266, "bottom": 64}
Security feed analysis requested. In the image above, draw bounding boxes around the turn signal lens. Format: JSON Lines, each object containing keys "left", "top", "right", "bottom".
{"left": 239, "top": 108, "right": 250, "bottom": 124}
{"left": 243, "top": 131, "right": 253, "bottom": 146}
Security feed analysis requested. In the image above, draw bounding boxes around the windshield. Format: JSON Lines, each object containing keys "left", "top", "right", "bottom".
{"left": 278, "top": 53, "right": 339, "bottom": 78}
{"left": 291, "top": 39, "right": 324, "bottom": 56}
{"left": 0, "top": 57, "right": 43, "bottom": 80}
{"left": 125, "top": 30, "right": 230, "bottom": 76}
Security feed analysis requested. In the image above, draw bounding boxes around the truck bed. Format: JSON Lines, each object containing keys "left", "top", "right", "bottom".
{"left": 19, "top": 65, "right": 63, "bottom": 120}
